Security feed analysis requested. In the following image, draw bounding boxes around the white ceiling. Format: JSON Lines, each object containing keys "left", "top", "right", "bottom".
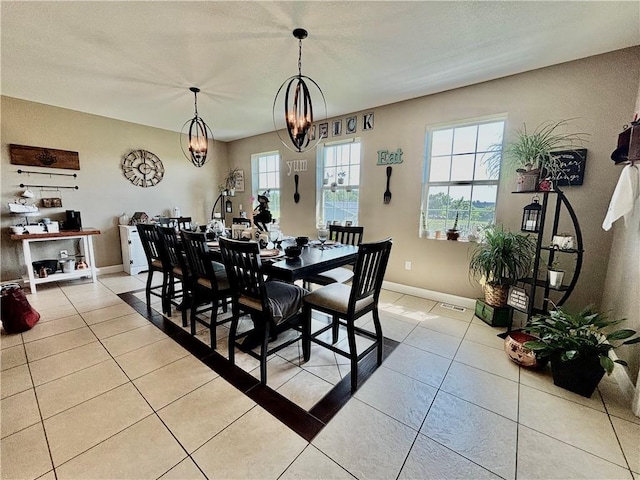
{"left": 2, "top": 1, "right": 639, "bottom": 142}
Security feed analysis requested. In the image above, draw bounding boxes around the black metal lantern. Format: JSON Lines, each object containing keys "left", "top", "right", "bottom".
{"left": 273, "top": 28, "right": 326, "bottom": 153}
{"left": 181, "top": 87, "right": 214, "bottom": 167}
{"left": 521, "top": 195, "right": 542, "bottom": 232}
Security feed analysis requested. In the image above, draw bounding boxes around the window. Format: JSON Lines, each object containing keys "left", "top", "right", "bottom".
{"left": 421, "top": 118, "right": 505, "bottom": 236}
{"left": 251, "top": 151, "right": 281, "bottom": 221}
{"left": 317, "top": 139, "right": 361, "bottom": 225}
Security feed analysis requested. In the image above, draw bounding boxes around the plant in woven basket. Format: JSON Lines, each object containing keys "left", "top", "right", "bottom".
{"left": 469, "top": 224, "right": 536, "bottom": 307}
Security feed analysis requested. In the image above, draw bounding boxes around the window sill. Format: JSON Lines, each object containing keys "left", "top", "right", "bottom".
{"left": 421, "top": 235, "right": 478, "bottom": 244}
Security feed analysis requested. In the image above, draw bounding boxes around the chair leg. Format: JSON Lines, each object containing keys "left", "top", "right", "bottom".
{"left": 180, "top": 283, "right": 189, "bottom": 327}
{"left": 190, "top": 290, "right": 199, "bottom": 336}
{"left": 228, "top": 307, "right": 240, "bottom": 365}
{"left": 260, "top": 321, "right": 270, "bottom": 385}
{"left": 372, "top": 307, "right": 383, "bottom": 366}
{"left": 161, "top": 271, "right": 170, "bottom": 314}
{"left": 210, "top": 295, "right": 219, "bottom": 349}
{"left": 347, "top": 318, "right": 359, "bottom": 392}
{"left": 332, "top": 314, "right": 340, "bottom": 344}
{"left": 145, "top": 270, "right": 153, "bottom": 310}
{"left": 302, "top": 305, "right": 311, "bottom": 363}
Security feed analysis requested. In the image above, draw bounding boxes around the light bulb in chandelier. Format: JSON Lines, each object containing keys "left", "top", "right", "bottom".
{"left": 273, "top": 28, "right": 326, "bottom": 153}
{"left": 181, "top": 87, "right": 214, "bottom": 167}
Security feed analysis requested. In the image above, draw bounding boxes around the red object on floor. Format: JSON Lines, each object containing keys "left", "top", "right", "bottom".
{"left": 1, "top": 284, "right": 40, "bottom": 333}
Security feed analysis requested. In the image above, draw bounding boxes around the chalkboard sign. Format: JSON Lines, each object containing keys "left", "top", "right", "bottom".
{"left": 549, "top": 149, "right": 587, "bottom": 186}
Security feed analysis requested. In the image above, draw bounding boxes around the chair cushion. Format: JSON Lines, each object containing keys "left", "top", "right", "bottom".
{"left": 303, "top": 283, "right": 374, "bottom": 316}
{"left": 196, "top": 273, "right": 229, "bottom": 291}
{"left": 238, "top": 281, "right": 307, "bottom": 325}
{"left": 306, "top": 267, "right": 354, "bottom": 285}
{"left": 151, "top": 259, "right": 163, "bottom": 269}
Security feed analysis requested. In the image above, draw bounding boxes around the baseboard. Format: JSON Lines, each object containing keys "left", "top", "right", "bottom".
{"left": 96, "top": 264, "right": 124, "bottom": 275}
{"left": 382, "top": 281, "right": 476, "bottom": 309}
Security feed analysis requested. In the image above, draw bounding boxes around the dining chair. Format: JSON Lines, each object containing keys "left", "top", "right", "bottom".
{"left": 304, "top": 225, "right": 364, "bottom": 287}
{"left": 180, "top": 230, "right": 233, "bottom": 348}
{"left": 219, "top": 237, "right": 310, "bottom": 385}
{"left": 302, "top": 237, "right": 392, "bottom": 392}
{"left": 156, "top": 225, "right": 189, "bottom": 326}
{"left": 136, "top": 224, "right": 170, "bottom": 313}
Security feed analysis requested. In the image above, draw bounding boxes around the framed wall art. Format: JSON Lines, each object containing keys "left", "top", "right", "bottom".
{"left": 332, "top": 120, "right": 342, "bottom": 137}
{"left": 319, "top": 122, "right": 329, "bottom": 139}
{"left": 346, "top": 116, "right": 357, "bottom": 134}
{"left": 363, "top": 112, "right": 374, "bottom": 131}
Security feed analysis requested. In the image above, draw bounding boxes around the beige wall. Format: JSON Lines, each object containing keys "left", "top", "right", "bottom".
{"left": 1, "top": 97, "right": 228, "bottom": 280}
{"left": 228, "top": 47, "right": 640, "bottom": 310}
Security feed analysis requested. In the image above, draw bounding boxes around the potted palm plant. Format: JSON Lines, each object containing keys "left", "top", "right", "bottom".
{"left": 523, "top": 307, "right": 639, "bottom": 397}
{"left": 485, "top": 120, "right": 588, "bottom": 190}
{"left": 469, "top": 224, "right": 536, "bottom": 307}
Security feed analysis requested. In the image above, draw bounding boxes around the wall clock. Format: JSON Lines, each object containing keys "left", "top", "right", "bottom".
{"left": 121, "top": 149, "right": 164, "bottom": 187}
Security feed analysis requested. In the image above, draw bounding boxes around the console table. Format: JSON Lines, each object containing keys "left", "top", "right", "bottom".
{"left": 10, "top": 228, "right": 100, "bottom": 293}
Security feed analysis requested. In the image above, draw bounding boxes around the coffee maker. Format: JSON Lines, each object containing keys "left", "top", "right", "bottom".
{"left": 65, "top": 210, "right": 82, "bottom": 231}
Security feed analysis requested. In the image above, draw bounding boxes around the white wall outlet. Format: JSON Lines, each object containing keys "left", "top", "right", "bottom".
{"left": 405, "top": 261, "right": 411, "bottom": 270}
{"left": 60, "top": 250, "right": 68, "bottom": 258}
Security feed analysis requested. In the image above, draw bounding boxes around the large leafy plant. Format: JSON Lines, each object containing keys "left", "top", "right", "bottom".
{"left": 523, "top": 307, "right": 640, "bottom": 374}
{"left": 468, "top": 225, "right": 535, "bottom": 287}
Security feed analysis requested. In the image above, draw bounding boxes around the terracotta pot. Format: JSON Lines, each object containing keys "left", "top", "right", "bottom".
{"left": 504, "top": 332, "right": 546, "bottom": 368}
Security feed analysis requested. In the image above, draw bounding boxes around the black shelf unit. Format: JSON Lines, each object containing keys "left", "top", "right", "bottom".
{"left": 513, "top": 188, "right": 584, "bottom": 320}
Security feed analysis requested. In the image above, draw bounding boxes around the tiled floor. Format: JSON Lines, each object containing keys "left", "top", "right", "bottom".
{"left": 1, "top": 272, "right": 639, "bottom": 480}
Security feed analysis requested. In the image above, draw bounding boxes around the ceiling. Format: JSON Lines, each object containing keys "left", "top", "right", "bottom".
{"left": 2, "top": 1, "right": 639, "bottom": 142}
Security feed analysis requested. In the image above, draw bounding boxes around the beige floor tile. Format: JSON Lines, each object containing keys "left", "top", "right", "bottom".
{"left": 1, "top": 363, "right": 32, "bottom": 399}
{"left": 454, "top": 340, "right": 520, "bottom": 381}
{"left": 355, "top": 366, "right": 437, "bottom": 430}
{"left": 463, "top": 322, "right": 505, "bottom": 350}
{"left": 313, "top": 398, "right": 417, "bottom": 480}
{"left": 1, "top": 331, "right": 23, "bottom": 349}
{"left": 44, "top": 383, "right": 153, "bottom": 466}
{"left": 89, "top": 312, "right": 149, "bottom": 339}
{"left": 115, "top": 337, "right": 189, "bottom": 379}
{"left": 414, "top": 312, "right": 470, "bottom": 338}
{"left": 280, "top": 445, "right": 356, "bottom": 480}
{"left": 441, "top": 361, "right": 519, "bottom": 420}
{"left": 519, "top": 384, "right": 627, "bottom": 467}
{"left": 378, "top": 289, "right": 404, "bottom": 305}
{"left": 403, "top": 324, "right": 462, "bottom": 359}
{"left": 21, "top": 314, "right": 86, "bottom": 343}
{"left": 192, "top": 406, "right": 307, "bottom": 479}
{"left": 1, "top": 388, "right": 41, "bottom": 438}
{"left": 80, "top": 302, "right": 137, "bottom": 325}
{"left": 36, "top": 359, "right": 128, "bottom": 419}
{"left": 159, "top": 457, "right": 207, "bottom": 480}
{"left": 361, "top": 312, "right": 416, "bottom": 343}
{"left": 301, "top": 364, "right": 343, "bottom": 385}
{"left": 399, "top": 433, "right": 501, "bottom": 479}
{"left": 421, "top": 391, "right": 517, "bottom": 479}
{"left": 0, "top": 423, "right": 53, "bottom": 480}
{"left": 27, "top": 289, "right": 71, "bottom": 309}
{"left": 36, "top": 304, "right": 78, "bottom": 323}
{"left": 30, "top": 341, "right": 110, "bottom": 386}
{"left": 277, "top": 369, "right": 334, "bottom": 410}
{"left": 430, "top": 302, "right": 475, "bottom": 322}
{"left": 70, "top": 295, "right": 123, "bottom": 313}
{"left": 25, "top": 326, "right": 97, "bottom": 362}
{"left": 599, "top": 379, "right": 640, "bottom": 425}
{"left": 384, "top": 343, "right": 452, "bottom": 388}
{"left": 251, "top": 355, "right": 304, "bottom": 390}
{"left": 381, "top": 303, "right": 429, "bottom": 322}
{"left": 394, "top": 294, "right": 438, "bottom": 313}
{"left": 520, "top": 365, "right": 606, "bottom": 411}
{"left": 158, "top": 377, "right": 255, "bottom": 453}
{"left": 1, "top": 344, "right": 27, "bottom": 370}
{"left": 60, "top": 281, "right": 112, "bottom": 295}
{"left": 101, "top": 324, "right": 167, "bottom": 357}
{"left": 610, "top": 416, "right": 640, "bottom": 473}
{"left": 55, "top": 415, "right": 186, "bottom": 480}
{"left": 134, "top": 355, "right": 218, "bottom": 410}
{"left": 517, "top": 425, "right": 632, "bottom": 479}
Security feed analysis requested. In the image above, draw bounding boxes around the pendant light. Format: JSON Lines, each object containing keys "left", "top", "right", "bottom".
{"left": 273, "top": 28, "right": 326, "bottom": 153}
{"left": 181, "top": 87, "right": 213, "bottom": 167}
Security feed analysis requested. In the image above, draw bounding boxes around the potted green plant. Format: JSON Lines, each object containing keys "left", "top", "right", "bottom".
{"left": 523, "top": 307, "right": 639, "bottom": 397}
{"left": 337, "top": 170, "right": 346, "bottom": 184}
{"left": 224, "top": 167, "right": 242, "bottom": 195}
{"left": 446, "top": 212, "right": 460, "bottom": 240}
{"left": 547, "top": 260, "right": 564, "bottom": 288}
{"left": 485, "top": 120, "right": 588, "bottom": 190}
{"left": 468, "top": 224, "right": 536, "bottom": 307}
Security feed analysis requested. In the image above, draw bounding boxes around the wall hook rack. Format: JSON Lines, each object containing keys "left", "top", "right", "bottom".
{"left": 17, "top": 169, "right": 77, "bottom": 178}
{"left": 20, "top": 183, "right": 78, "bottom": 190}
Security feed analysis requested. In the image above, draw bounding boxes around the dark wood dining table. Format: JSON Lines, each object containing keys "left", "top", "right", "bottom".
{"left": 267, "top": 243, "right": 359, "bottom": 283}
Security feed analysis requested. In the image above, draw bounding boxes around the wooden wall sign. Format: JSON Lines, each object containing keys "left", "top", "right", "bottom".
{"left": 549, "top": 148, "right": 587, "bottom": 186}
{"left": 10, "top": 144, "right": 80, "bottom": 170}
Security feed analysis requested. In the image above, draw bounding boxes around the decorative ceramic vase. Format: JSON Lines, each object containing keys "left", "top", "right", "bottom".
{"left": 548, "top": 270, "right": 564, "bottom": 288}
{"left": 504, "top": 332, "right": 542, "bottom": 368}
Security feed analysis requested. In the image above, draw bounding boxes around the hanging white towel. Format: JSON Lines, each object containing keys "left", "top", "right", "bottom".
{"left": 602, "top": 165, "right": 639, "bottom": 231}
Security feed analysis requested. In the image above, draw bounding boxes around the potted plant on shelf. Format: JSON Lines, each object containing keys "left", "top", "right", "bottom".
{"left": 224, "top": 167, "right": 242, "bottom": 195}
{"left": 484, "top": 119, "right": 588, "bottom": 191}
{"left": 446, "top": 212, "right": 460, "bottom": 240}
{"left": 523, "top": 307, "right": 639, "bottom": 397}
{"left": 547, "top": 260, "right": 564, "bottom": 288}
{"left": 552, "top": 232, "right": 574, "bottom": 250}
{"left": 337, "top": 170, "right": 346, "bottom": 184}
{"left": 469, "top": 224, "right": 536, "bottom": 307}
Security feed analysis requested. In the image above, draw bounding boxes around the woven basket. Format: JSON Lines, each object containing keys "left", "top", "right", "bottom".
{"left": 484, "top": 284, "right": 509, "bottom": 307}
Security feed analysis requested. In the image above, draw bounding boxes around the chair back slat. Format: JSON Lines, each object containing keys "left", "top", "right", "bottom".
{"left": 157, "top": 226, "right": 184, "bottom": 270}
{"left": 329, "top": 225, "right": 364, "bottom": 246}
{"left": 181, "top": 231, "right": 220, "bottom": 289}
{"left": 349, "top": 238, "right": 392, "bottom": 312}
{"left": 219, "top": 238, "right": 268, "bottom": 312}
{"left": 159, "top": 216, "right": 192, "bottom": 231}
{"left": 136, "top": 224, "right": 162, "bottom": 266}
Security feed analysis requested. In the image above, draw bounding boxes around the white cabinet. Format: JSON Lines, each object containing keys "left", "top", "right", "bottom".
{"left": 119, "top": 225, "right": 147, "bottom": 275}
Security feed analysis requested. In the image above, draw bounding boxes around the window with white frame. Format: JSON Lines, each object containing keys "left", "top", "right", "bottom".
{"left": 251, "top": 151, "right": 280, "bottom": 222}
{"left": 317, "top": 139, "right": 361, "bottom": 225}
{"left": 421, "top": 118, "right": 505, "bottom": 236}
